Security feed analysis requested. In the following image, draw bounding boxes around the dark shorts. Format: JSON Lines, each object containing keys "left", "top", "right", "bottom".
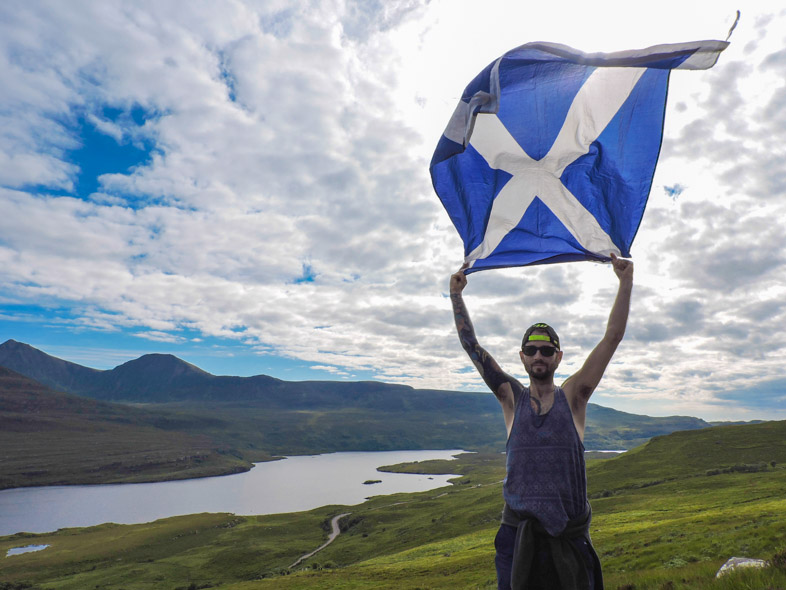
{"left": 494, "top": 524, "right": 597, "bottom": 590}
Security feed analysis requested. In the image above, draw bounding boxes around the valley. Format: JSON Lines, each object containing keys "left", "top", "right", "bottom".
{"left": 2, "top": 338, "right": 784, "bottom": 588}
{"left": 1, "top": 339, "right": 719, "bottom": 490}
{"left": 1, "top": 422, "right": 785, "bottom": 589}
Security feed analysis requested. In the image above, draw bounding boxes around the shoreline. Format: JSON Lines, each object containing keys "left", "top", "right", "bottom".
{"left": 0, "top": 449, "right": 466, "bottom": 537}
{"left": 1, "top": 448, "right": 619, "bottom": 492}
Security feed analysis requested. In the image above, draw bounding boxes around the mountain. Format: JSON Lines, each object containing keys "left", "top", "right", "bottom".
{"left": 0, "top": 366, "right": 253, "bottom": 489}
{"left": 0, "top": 339, "right": 431, "bottom": 407}
{"left": 0, "top": 339, "right": 101, "bottom": 393}
{"left": 0, "top": 339, "right": 714, "bottom": 455}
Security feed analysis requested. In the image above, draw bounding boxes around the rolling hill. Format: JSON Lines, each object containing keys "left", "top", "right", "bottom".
{"left": 0, "top": 366, "right": 255, "bottom": 489}
{"left": 0, "top": 339, "right": 721, "bottom": 488}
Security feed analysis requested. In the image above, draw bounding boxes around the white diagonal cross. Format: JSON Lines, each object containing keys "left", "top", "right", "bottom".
{"left": 466, "top": 66, "right": 646, "bottom": 265}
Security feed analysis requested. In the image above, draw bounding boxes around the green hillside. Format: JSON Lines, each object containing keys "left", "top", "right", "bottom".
{"left": 1, "top": 339, "right": 714, "bottom": 466}
{"left": 140, "top": 401, "right": 506, "bottom": 455}
{"left": 586, "top": 419, "right": 786, "bottom": 494}
{"left": 585, "top": 403, "right": 709, "bottom": 449}
{"left": 0, "top": 367, "right": 257, "bottom": 489}
{"left": 2, "top": 421, "right": 785, "bottom": 589}
{"left": 1, "top": 359, "right": 717, "bottom": 490}
{"left": 147, "top": 400, "right": 709, "bottom": 458}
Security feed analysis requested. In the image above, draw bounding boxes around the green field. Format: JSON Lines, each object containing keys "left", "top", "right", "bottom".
{"left": 2, "top": 421, "right": 786, "bottom": 589}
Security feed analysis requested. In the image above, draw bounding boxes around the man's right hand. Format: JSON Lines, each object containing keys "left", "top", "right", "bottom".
{"left": 450, "top": 263, "right": 469, "bottom": 294}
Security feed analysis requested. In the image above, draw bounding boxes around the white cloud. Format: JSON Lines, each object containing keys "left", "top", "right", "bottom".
{"left": 1, "top": 0, "right": 786, "bottom": 421}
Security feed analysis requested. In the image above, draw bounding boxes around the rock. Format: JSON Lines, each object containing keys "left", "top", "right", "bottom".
{"left": 715, "top": 556, "right": 768, "bottom": 578}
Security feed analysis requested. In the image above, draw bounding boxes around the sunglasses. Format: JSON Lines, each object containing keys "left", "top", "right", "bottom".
{"left": 521, "top": 345, "right": 558, "bottom": 357}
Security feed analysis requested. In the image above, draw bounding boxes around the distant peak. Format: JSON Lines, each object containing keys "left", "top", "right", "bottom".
{"left": 0, "top": 339, "right": 54, "bottom": 357}
{"left": 115, "top": 353, "right": 211, "bottom": 377}
{"left": 139, "top": 353, "right": 182, "bottom": 361}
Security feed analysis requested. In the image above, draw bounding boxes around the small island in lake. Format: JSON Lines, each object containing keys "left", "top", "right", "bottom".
{"left": 363, "top": 479, "right": 382, "bottom": 485}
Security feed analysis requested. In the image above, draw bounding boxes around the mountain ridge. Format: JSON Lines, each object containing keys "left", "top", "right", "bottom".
{"left": 0, "top": 339, "right": 102, "bottom": 393}
{"left": 0, "top": 338, "right": 703, "bottom": 416}
{"left": 0, "top": 339, "right": 425, "bottom": 406}
{"left": 0, "top": 339, "right": 715, "bottom": 454}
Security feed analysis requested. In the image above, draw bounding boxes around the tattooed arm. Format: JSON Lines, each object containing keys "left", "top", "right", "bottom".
{"left": 450, "top": 266, "right": 522, "bottom": 434}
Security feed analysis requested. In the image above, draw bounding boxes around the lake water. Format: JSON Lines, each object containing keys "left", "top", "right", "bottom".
{"left": 0, "top": 450, "right": 464, "bottom": 537}
{"left": 6, "top": 544, "right": 49, "bottom": 557}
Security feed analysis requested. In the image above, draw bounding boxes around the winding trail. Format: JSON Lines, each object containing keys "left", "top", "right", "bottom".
{"left": 289, "top": 512, "right": 351, "bottom": 569}
{"left": 288, "top": 475, "right": 500, "bottom": 569}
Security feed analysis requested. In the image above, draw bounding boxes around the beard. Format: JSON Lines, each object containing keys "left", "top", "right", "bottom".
{"left": 525, "top": 362, "right": 555, "bottom": 382}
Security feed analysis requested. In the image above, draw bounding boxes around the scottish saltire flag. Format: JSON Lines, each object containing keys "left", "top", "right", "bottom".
{"left": 430, "top": 40, "right": 729, "bottom": 272}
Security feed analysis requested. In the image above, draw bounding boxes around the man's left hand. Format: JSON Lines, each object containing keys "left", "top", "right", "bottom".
{"left": 610, "top": 252, "right": 633, "bottom": 282}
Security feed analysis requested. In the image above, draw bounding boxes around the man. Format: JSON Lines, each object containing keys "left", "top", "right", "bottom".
{"left": 449, "top": 254, "right": 633, "bottom": 590}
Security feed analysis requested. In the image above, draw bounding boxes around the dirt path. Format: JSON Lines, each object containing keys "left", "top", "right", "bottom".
{"left": 288, "top": 479, "right": 498, "bottom": 569}
{"left": 289, "top": 512, "right": 351, "bottom": 569}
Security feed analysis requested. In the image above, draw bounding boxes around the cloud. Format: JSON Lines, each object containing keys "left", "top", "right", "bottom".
{"left": 713, "top": 377, "right": 786, "bottom": 413}
{"left": 1, "top": 1, "right": 786, "bottom": 421}
{"left": 134, "top": 331, "right": 186, "bottom": 344}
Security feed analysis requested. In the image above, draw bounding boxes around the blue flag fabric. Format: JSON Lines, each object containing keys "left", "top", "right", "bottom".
{"left": 430, "top": 40, "right": 728, "bottom": 273}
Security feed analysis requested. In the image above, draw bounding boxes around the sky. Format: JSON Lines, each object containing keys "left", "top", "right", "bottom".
{"left": 1, "top": 0, "right": 785, "bottom": 422}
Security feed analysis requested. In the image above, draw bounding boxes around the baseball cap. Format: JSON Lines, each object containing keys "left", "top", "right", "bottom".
{"left": 522, "top": 323, "right": 560, "bottom": 350}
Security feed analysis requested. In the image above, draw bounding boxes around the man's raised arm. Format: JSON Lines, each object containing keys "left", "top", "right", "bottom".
{"left": 450, "top": 266, "right": 517, "bottom": 406}
{"left": 564, "top": 253, "right": 633, "bottom": 407}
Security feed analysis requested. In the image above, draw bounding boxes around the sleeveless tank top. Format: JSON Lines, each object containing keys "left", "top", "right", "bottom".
{"left": 503, "top": 385, "right": 587, "bottom": 537}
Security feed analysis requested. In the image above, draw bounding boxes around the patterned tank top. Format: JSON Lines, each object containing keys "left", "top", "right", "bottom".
{"left": 503, "top": 385, "right": 587, "bottom": 536}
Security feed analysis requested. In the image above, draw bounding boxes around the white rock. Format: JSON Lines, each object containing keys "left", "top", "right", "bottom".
{"left": 715, "top": 556, "right": 768, "bottom": 578}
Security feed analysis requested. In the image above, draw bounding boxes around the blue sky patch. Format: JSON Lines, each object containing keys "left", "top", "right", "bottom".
{"left": 664, "top": 183, "right": 685, "bottom": 199}
{"left": 293, "top": 263, "right": 317, "bottom": 284}
{"left": 68, "top": 110, "right": 154, "bottom": 200}
{"left": 217, "top": 51, "right": 238, "bottom": 102}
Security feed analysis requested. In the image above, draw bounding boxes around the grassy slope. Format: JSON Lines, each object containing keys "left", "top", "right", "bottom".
{"left": 138, "top": 402, "right": 505, "bottom": 456}
{"left": 584, "top": 404, "right": 709, "bottom": 450}
{"left": 0, "top": 368, "right": 257, "bottom": 489}
{"left": 128, "top": 400, "right": 707, "bottom": 459}
{"left": 2, "top": 389, "right": 716, "bottom": 491}
{"left": 2, "top": 422, "right": 786, "bottom": 590}
{"left": 587, "top": 419, "right": 786, "bottom": 493}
